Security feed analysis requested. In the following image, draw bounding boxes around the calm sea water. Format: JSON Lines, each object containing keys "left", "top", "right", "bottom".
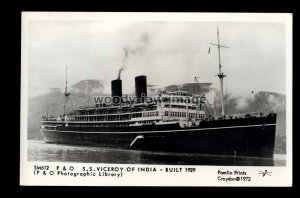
{"left": 27, "top": 140, "right": 286, "bottom": 166}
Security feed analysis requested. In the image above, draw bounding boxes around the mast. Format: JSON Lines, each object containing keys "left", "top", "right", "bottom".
{"left": 64, "top": 66, "right": 70, "bottom": 115}
{"left": 210, "top": 27, "right": 229, "bottom": 116}
{"left": 65, "top": 66, "right": 68, "bottom": 96}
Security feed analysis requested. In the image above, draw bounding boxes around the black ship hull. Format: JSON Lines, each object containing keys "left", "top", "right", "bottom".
{"left": 41, "top": 115, "right": 276, "bottom": 158}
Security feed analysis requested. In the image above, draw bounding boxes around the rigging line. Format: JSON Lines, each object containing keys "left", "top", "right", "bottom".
{"left": 252, "top": 91, "right": 268, "bottom": 113}
{"left": 72, "top": 94, "right": 89, "bottom": 98}
{"left": 226, "top": 77, "right": 227, "bottom": 115}
{"left": 73, "top": 97, "right": 89, "bottom": 110}
{"left": 194, "top": 77, "right": 213, "bottom": 117}
{"left": 46, "top": 104, "right": 49, "bottom": 117}
{"left": 50, "top": 97, "right": 59, "bottom": 116}
{"left": 193, "top": 78, "right": 198, "bottom": 94}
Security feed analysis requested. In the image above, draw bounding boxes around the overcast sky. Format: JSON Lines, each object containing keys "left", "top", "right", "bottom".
{"left": 27, "top": 19, "right": 286, "bottom": 98}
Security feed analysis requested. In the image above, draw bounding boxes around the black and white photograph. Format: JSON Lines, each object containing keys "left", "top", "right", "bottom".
{"left": 20, "top": 12, "right": 292, "bottom": 186}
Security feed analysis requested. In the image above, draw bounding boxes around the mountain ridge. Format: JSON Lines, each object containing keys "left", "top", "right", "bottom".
{"left": 27, "top": 79, "right": 286, "bottom": 154}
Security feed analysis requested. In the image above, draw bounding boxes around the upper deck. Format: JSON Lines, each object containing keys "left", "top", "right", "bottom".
{"left": 41, "top": 89, "right": 206, "bottom": 128}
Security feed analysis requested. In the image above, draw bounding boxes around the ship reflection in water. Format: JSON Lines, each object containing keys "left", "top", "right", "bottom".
{"left": 28, "top": 140, "right": 286, "bottom": 166}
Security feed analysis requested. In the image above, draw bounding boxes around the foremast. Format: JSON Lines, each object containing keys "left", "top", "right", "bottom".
{"left": 210, "top": 27, "right": 229, "bottom": 116}
{"left": 64, "top": 66, "right": 70, "bottom": 115}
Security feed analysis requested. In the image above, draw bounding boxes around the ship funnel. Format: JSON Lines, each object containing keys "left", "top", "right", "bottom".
{"left": 135, "top": 75, "right": 147, "bottom": 103}
{"left": 111, "top": 79, "right": 122, "bottom": 98}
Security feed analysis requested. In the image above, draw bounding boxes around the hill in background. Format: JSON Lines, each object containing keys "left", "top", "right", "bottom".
{"left": 27, "top": 79, "right": 286, "bottom": 154}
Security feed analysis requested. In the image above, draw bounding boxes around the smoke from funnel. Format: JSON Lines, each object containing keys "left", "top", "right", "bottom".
{"left": 117, "top": 33, "right": 151, "bottom": 80}
{"left": 117, "top": 48, "right": 129, "bottom": 80}
{"left": 118, "top": 66, "right": 126, "bottom": 80}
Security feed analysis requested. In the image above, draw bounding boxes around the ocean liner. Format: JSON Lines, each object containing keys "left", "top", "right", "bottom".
{"left": 40, "top": 28, "right": 276, "bottom": 158}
